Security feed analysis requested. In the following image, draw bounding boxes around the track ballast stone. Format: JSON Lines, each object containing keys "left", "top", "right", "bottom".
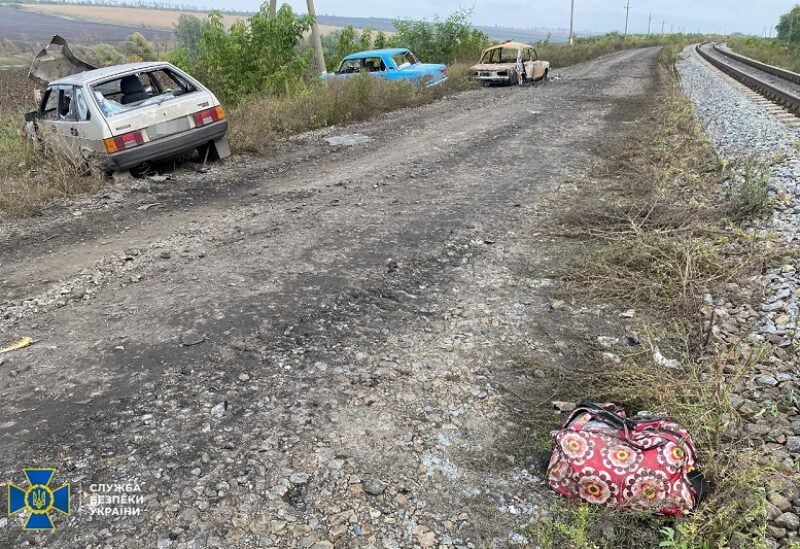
{"left": 678, "top": 46, "right": 800, "bottom": 547}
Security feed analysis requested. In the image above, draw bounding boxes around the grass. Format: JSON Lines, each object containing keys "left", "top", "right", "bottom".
{"left": 517, "top": 68, "right": 780, "bottom": 547}
{"left": 727, "top": 36, "right": 800, "bottom": 73}
{"left": 0, "top": 112, "right": 104, "bottom": 220}
{"left": 723, "top": 154, "right": 776, "bottom": 221}
{"left": 228, "top": 65, "right": 475, "bottom": 153}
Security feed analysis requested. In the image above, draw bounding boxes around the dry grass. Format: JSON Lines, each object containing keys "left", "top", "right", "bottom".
{"left": 727, "top": 36, "right": 800, "bottom": 74}
{"left": 556, "top": 90, "right": 767, "bottom": 319}
{"left": 519, "top": 77, "right": 776, "bottom": 548}
{"left": 229, "top": 66, "right": 476, "bottom": 153}
{"left": 0, "top": 112, "right": 104, "bottom": 220}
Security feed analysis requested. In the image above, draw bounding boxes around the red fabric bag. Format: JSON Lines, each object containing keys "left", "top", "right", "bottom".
{"left": 547, "top": 403, "right": 706, "bottom": 516}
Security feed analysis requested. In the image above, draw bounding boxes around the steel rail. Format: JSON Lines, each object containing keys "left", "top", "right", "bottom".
{"left": 695, "top": 42, "right": 800, "bottom": 115}
{"left": 713, "top": 43, "right": 800, "bottom": 86}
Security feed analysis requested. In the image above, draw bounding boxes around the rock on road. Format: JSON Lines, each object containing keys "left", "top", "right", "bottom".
{"left": 0, "top": 47, "right": 661, "bottom": 547}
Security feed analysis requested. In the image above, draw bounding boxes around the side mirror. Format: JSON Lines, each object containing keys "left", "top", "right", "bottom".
{"left": 25, "top": 111, "right": 38, "bottom": 122}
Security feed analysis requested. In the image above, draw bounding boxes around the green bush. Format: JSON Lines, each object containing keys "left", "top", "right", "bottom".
{"left": 392, "top": 9, "right": 489, "bottom": 64}
{"left": 180, "top": 4, "right": 312, "bottom": 104}
{"left": 175, "top": 13, "right": 206, "bottom": 60}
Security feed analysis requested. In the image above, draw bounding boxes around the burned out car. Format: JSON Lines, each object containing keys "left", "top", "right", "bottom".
{"left": 470, "top": 41, "right": 550, "bottom": 86}
{"left": 27, "top": 36, "right": 229, "bottom": 171}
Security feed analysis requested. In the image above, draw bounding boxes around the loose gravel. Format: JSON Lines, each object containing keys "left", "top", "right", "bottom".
{"left": 678, "top": 46, "right": 800, "bottom": 548}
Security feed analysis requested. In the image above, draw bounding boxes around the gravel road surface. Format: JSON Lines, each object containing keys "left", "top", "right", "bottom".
{"left": 0, "top": 47, "right": 661, "bottom": 548}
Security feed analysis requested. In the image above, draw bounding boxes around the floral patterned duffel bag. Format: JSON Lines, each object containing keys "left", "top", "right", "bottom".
{"left": 547, "top": 402, "right": 707, "bottom": 516}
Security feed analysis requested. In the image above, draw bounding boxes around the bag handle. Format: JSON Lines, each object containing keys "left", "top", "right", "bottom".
{"left": 565, "top": 402, "right": 629, "bottom": 432}
{"left": 566, "top": 403, "right": 700, "bottom": 463}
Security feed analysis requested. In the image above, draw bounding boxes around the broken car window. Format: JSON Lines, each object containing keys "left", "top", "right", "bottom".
{"left": 363, "top": 58, "right": 385, "bottom": 72}
{"left": 59, "top": 87, "right": 74, "bottom": 121}
{"left": 41, "top": 88, "right": 59, "bottom": 120}
{"left": 90, "top": 68, "right": 196, "bottom": 117}
{"left": 337, "top": 59, "right": 362, "bottom": 74}
{"left": 481, "top": 48, "right": 520, "bottom": 64}
{"left": 391, "top": 52, "right": 419, "bottom": 69}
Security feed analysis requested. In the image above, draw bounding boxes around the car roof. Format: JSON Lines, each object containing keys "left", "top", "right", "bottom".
{"left": 484, "top": 41, "right": 535, "bottom": 51}
{"left": 343, "top": 48, "right": 409, "bottom": 60}
{"left": 49, "top": 62, "right": 172, "bottom": 86}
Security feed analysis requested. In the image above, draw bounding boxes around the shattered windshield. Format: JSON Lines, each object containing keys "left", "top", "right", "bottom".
{"left": 91, "top": 68, "right": 196, "bottom": 117}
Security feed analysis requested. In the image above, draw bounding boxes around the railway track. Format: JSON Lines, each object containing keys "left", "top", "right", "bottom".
{"left": 695, "top": 42, "right": 800, "bottom": 115}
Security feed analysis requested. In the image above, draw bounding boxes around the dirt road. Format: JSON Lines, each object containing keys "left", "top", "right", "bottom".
{"left": 0, "top": 47, "right": 660, "bottom": 547}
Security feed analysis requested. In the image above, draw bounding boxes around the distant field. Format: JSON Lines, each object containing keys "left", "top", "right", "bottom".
{"left": 22, "top": 4, "right": 350, "bottom": 36}
{"left": 0, "top": 6, "right": 173, "bottom": 43}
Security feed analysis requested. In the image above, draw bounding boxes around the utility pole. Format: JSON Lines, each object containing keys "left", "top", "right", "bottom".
{"left": 624, "top": 0, "right": 631, "bottom": 41}
{"left": 307, "top": 0, "right": 327, "bottom": 75}
{"left": 268, "top": 0, "right": 276, "bottom": 18}
{"left": 647, "top": 12, "right": 652, "bottom": 35}
{"left": 790, "top": 16, "right": 794, "bottom": 44}
{"left": 569, "top": 0, "right": 575, "bottom": 46}
{"left": 661, "top": 19, "right": 665, "bottom": 36}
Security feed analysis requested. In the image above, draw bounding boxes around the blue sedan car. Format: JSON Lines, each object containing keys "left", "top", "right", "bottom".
{"left": 323, "top": 48, "right": 448, "bottom": 87}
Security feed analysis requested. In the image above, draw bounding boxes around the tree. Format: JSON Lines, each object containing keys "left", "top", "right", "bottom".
{"left": 122, "top": 32, "right": 157, "bottom": 62}
{"left": 335, "top": 26, "right": 357, "bottom": 62}
{"left": 358, "top": 29, "right": 373, "bottom": 51}
{"left": 374, "top": 31, "right": 389, "bottom": 49}
{"left": 175, "top": 14, "right": 206, "bottom": 59}
{"left": 392, "top": 9, "right": 489, "bottom": 64}
{"left": 193, "top": 3, "right": 312, "bottom": 103}
{"left": 777, "top": 6, "right": 800, "bottom": 43}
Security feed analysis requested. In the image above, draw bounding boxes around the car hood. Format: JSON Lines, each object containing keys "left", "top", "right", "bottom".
{"left": 469, "top": 63, "right": 517, "bottom": 71}
{"left": 28, "top": 35, "right": 97, "bottom": 87}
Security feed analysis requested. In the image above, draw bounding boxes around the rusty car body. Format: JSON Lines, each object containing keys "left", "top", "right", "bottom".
{"left": 470, "top": 41, "right": 550, "bottom": 86}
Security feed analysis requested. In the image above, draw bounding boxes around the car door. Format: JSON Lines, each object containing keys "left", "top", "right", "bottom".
{"left": 531, "top": 49, "right": 546, "bottom": 79}
{"left": 37, "top": 86, "right": 73, "bottom": 155}
{"left": 524, "top": 48, "right": 536, "bottom": 79}
{"left": 71, "top": 86, "right": 106, "bottom": 159}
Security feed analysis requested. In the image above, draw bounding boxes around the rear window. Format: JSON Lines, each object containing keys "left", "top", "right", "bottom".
{"left": 391, "top": 52, "right": 419, "bottom": 69}
{"left": 91, "top": 68, "right": 197, "bottom": 117}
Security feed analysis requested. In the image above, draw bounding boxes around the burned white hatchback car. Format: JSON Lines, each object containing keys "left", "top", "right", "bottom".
{"left": 27, "top": 38, "right": 229, "bottom": 171}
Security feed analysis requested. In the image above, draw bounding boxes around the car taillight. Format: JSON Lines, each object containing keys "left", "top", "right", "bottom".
{"left": 193, "top": 106, "right": 225, "bottom": 128}
{"left": 441, "top": 67, "right": 448, "bottom": 74}
{"left": 103, "top": 130, "right": 145, "bottom": 154}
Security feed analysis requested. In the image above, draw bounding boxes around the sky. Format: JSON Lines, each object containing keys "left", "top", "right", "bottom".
{"left": 155, "top": 1, "right": 798, "bottom": 35}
